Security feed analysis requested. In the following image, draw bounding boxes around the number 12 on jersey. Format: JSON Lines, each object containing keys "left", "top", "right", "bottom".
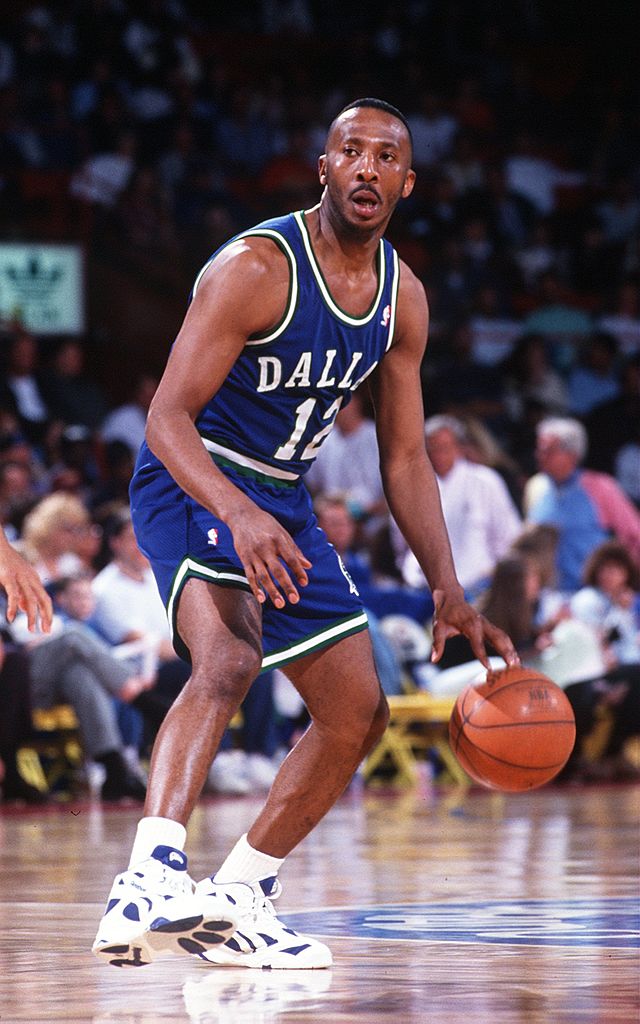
{"left": 275, "top": 397, "right": 343, "bottom": 461}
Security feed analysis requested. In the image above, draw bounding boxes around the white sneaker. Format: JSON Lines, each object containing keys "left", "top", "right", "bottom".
{"left": 92, "top": 845, "right": 239, "bottom": 967}
{"left": 244, "top": 753, "right": 278, "bottom": 791}
{"left": 194, "top": 875, "right": 333, "bottom": 970}
{"left": 207, "top": 750, "right": 251, "bottom": 796}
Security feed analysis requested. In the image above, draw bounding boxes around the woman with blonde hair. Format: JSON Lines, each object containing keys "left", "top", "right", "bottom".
{"left": 20, "top": 493, "right": 100, "bottom": 584}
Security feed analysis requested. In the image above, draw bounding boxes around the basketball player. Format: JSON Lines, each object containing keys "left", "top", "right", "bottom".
{"left": 0, "top": 526, "right": 52, "bottom": 632}
{"left": 93, "top": 98, "right": 519, "bottom": 970}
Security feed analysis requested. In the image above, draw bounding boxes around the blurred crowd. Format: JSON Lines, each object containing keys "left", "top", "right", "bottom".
{"left": 0, "top": 2, "right": 639, "bottom": 802}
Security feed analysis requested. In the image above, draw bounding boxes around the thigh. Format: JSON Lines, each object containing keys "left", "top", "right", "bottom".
{"left": 176, "top": 577, "right": 262, "bottom": 668}
{"left": 284, "top": 629, "right": 385, "bottom": 729}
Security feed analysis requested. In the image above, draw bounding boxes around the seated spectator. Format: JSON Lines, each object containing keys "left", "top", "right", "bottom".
{"left": 501, "top": 333, "right": 569, "bottom": 426}
{"left": 6, "top": 606, "right": 149, "bottom": 802}
{"left": 570, "top": 541, "right": 640, "bottom": 669}
{"left": 90, "top": 507, "right": 190, "bottom": 720}
{"left": 99, "top": 373, "right": 157, "bottom": 460}
{"left": 0, "top": 329, "right": 50, "bottom": 446}
{"left": 567, "top": 331, "right": 621, "bottom": 417}
{"left": 20, "top": 492, "right": 100, "bottom": 584}
{"left": 305, "top": 389, "right": 386, "bottom": 527}
{"left": 398, "top": 415, "right": 522, "bottom": 599}
{"left": 525, "top": 417, "right": 640, "bottom": 592}
{"left": 41, "top": 337, "right": 108, "bottom": 430}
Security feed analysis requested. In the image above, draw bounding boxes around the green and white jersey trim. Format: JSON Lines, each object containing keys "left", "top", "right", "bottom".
{"left": 294, "top": 210, "right": 387, "bottom": 326}
{"left": 167, "top": 557, "right": 250, "bottom": 644}
{"left": 191, "top": 228, "right": 299, "bottom": 347}
{"left": 201, "top": 436, "right": 300, "bottom": 481}
{"left": 261, "top": 610, "right": 369, "bottom": 670}
{"left": 386, "top": 248, "right": 401, "bottom": 351}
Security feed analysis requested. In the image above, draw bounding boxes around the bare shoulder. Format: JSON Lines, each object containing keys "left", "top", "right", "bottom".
{"left": 196, "top": 234, "right": 290, "bottom": 297}
{"left": 394, "top": 259, "right": 429, "bottom": 348}
{"left": 190, "top": 234, "right": 290, "bottom": 336}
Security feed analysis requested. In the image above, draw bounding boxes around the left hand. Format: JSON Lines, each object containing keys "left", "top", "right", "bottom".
{"left": 430, "top": 588, "right": 520, "bottom": 669}
{"left": 0, "top": 543, "right": 53, "bottom": 633}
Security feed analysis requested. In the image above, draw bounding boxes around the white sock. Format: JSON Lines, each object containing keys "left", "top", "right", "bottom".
{"left": 128, "top": 817, "right": 187, "bottom": 868}
{"left": 214, "top": 833, "right": 285, "bottom": 884}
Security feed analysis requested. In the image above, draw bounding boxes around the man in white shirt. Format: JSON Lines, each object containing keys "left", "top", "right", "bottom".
{"left": 399, "top": 415, "right": 523, "bottom": 597}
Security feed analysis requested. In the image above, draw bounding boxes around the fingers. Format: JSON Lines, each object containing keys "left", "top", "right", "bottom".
{"left": 20, "top": 580, "right": 53, "bottom": 633}
{"left": 4, "top": 581, "right": 18, "bottom": 624}
{"left": 481, "top": 618, "right": 520, "bottom": 667}
{"left": 243, "top": 540, "right": 311, "bottom": 609}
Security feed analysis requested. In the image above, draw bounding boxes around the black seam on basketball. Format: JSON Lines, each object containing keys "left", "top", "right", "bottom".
{"left": 461, "top": 718, "right": 576, "bottom": 732}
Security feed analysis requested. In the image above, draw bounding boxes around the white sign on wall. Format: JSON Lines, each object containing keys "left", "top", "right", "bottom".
{"left": 0, "top": 243, "right": 84, "bottom": 334}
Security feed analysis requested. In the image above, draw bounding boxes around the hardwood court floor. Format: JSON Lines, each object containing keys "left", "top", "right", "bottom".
{"left": 1, "top": 779, "right": 638, "bottom": 1023}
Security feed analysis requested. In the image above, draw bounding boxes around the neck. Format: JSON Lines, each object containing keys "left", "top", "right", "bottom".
{"left": 311, "top": 200, "right": 386, "bottom": 270}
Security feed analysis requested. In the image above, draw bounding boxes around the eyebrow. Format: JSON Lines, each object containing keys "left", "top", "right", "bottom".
{"left": 341, "top": 135, "right": 401, "bottom": 149}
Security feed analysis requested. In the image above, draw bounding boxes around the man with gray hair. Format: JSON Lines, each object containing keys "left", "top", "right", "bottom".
{"left": 526, "top": 416, "right": 640, "bottom": 591}
{"left": 398, "top": 414, "right": 523, "bottom": 598}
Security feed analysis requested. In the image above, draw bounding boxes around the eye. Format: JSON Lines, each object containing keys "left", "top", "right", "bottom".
{"left": 344, "top": 146, "right": 359, "bottom": 157}
{"left": 380, "top": 151, "right": 396, "bottom": 162}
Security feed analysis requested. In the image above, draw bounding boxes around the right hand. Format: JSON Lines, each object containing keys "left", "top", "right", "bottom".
{"left": 231, "top": 505, "right": 311, "bottom": 609}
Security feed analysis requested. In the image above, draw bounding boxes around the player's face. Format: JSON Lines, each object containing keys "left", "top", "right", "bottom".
{"left": 319, "top": 108, "right": 415, "bottom": 233}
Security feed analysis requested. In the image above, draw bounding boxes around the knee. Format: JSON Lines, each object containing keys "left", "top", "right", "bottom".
{"left": 331, "top": 689, "right": 389, "bottom": 752}
{"left": 189, "top": 638, "right": 262, "bottom": 708}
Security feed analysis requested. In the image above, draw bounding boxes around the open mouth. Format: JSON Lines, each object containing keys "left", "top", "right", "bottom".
{"left": 351, "top": 190, "right": 381, "bottom": 214}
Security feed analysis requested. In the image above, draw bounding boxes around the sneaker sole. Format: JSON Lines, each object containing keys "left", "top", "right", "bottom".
{"left": 93, "top": 912, "right": 239, "bottom": 968}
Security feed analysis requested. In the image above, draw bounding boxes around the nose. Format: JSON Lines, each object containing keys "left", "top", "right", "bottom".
{"left": 357, "top": 151, "right": 378, "bottom": 181}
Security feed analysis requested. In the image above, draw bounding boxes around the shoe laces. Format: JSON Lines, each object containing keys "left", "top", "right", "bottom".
{"left": 145, "top": 859, "right": 194, "bottom": 897}
{"left": 248, "top": 879, "right": 283, "bottom": 924}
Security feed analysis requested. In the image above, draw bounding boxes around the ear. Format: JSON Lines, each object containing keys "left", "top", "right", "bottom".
{"left": 318, "top": 154, "right": 327, "bottom": 185}
{"left": 401, "top": 168, "right": 416, "bottom": 200}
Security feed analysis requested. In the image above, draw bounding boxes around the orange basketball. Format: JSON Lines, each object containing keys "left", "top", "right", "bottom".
{"left": 448, "top": 666, "right": 576, "bottom": 792}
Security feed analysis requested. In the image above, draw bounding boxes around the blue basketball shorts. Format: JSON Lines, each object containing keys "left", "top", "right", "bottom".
{"left": 129, "top": 454, "right": 369, "bottom": 673}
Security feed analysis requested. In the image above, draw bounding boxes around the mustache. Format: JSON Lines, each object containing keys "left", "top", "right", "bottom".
{"left": 350, "top": 184, "right": 382, "bottom": 202}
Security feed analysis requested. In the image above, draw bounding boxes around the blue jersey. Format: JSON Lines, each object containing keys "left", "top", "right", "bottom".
{"left": 191, "top": 210, "right": 400, "bottom": 482}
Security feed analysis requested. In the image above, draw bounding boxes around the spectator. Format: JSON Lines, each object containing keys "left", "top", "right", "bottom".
{"left": 0, "top": 329, "right": 50, "bottom": 446}
{"left": 20, "top": 492, "right": 100, "bottom": 584}
{"left": 90, "top": 507, "right": 190, "bottom": 717}
{"left": 41, "top": 337, "right": 109, "bottom": 429}
{"left": 99, "top": 373, "right": 157, "bottom": 459}
{"left": 6, "top": 607, "right": 149, "bottom": 801}
{"left": 305, "top": 389, "right": 386, "bottom": 525}
{"left": 567, "top": 332, "right": 621, "bottom": 416}
{"left": 525, "top": 417, "right": 640, "bottom": 592}
{"left": 570, "top": 541, "right": 640, "bottom": 668}
{"left": 398, "top": 415, "right": 522, "bottom": 598}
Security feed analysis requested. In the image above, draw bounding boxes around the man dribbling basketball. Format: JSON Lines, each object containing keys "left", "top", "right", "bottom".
{"left": 92, "top": 98, "right": 520, "bottom": 970}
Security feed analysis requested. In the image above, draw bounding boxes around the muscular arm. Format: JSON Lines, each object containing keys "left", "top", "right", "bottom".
{"left": 145, "top": 239, "right": 310, "bottom": 607}
{"left": 369, "top": 265, "right": 519, "bottom": 667}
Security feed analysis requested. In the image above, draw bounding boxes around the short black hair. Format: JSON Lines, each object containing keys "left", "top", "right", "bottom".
{"left": 329, "top": 97, "right": 413, "bottom": 156}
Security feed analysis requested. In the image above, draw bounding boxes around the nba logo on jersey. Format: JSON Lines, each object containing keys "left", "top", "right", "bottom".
{"left": 380, "top": 304, "right": 391, "bottom": 327}
{"left": 207, "top": 528, "right": 219, "bottom": 546}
